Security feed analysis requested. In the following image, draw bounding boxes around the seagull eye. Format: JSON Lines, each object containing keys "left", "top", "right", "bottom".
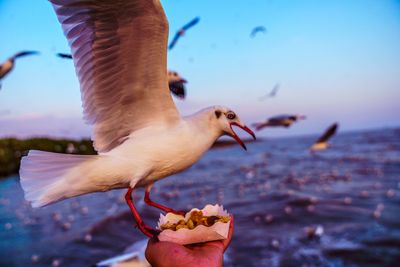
{"left": 226, "top": 112, "right": 236, "bottom": 120}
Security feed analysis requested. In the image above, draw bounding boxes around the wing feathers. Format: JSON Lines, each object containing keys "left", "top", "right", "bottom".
{"left": 316, "top": 123, "right": 338, "bottom": 143}
{"left": 51, "top": 0, "right": 179, "bottom": 152}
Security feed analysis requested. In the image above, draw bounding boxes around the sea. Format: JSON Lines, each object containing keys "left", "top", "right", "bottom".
{"left": 0, "top": 128, "right": 399, "bottom": 267}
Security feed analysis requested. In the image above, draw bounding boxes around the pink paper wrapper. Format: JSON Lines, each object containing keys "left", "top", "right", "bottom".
{"left": 157, "top": 204, "right": 230, "bottom": 245}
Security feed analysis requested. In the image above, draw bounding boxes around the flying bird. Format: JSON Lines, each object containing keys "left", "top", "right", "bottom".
{"left": 56, "top": 53, "right": 73, "bottom": 59}
{"left": 0, "top": 51, "right": 39, "bottom": 89}
{"left": 167, "top": 70, "right": 187, "bottom": 99}
{"left": 250, "top": 26, "right": 267, "bottom": 38}
{"left": 20, "top": 0, "right": 255, "bottom": 238}
{"left": 310, "top": 123, "right": 339, "bottom": 152}
{"left": 57, "top": 53, "right": 187, "bottom": 100}
{"left": 259, "top": 83, "right": 280, "bottom": 100}
{"left": 168, "top": 17, "right": 200, "bottom": 50}
{"left": 252, "top": 114, "right": 306, "bottom": 131}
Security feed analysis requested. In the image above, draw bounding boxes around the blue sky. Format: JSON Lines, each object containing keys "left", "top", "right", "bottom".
{"left": 0, "top": 0, "right": 399, "bottom": 139}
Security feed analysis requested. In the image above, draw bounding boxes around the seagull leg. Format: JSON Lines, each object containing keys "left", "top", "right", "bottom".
{"left": 125, "top": 187, "right": 159, "bottom": 238}
{"left": 144, "top": 185, "right": 185, "bottom": 216}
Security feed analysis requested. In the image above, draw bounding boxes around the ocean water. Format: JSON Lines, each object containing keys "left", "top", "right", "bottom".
{"left": 0, "top": 128, "right": 399, "bottom": 267}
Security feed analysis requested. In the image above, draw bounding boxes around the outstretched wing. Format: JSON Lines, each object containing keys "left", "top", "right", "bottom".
{"left": 250, "top": 26, "right": 266, "bottom": 38}
{"left": 56, "top": 53, "right": 72, "bottom": 59}
{"left": 168, "top": 17, "right": 200, "bottom": 50}
{"left": 259, "top": 83, "right": 279, "bottom": 101}
{"left": 50, "top": 0, "right": 180, "bottom": 153}
{"left": 168, "top": 33, "right": 180, "bottom": 50}
{"left": 316, "top": 123, "right": 338, "bottom": 143}
{"left": 269, "top": 83, "right": 279, "bottom": 96}
{"left": 269, "top": 114, "right": 290, "bottom": 121}
{"left": 182, "top": 17, "right": 200, "bottom": 31}
{"left": 13, "top": 51, "right": 39, "bottom": 59}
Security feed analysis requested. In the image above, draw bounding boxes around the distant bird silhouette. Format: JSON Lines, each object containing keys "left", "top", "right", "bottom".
{"left": 250, "top": 26, "right": 267, "bottom": 38}
{"left": 168, "top": 17, "right": 200, "bottom": 50}
{"left": 168, "top": 70, "right": 187, "bottom": 99}
{"left": 56, "top": 53, "right": 72, "bottom": 59}
{"left": 310, "top": 123, "right": 339, "bottom": 152}
{"left": 0, "top": 51, "right": 39, "bottom": 90}
{"left": 259, "top": 83, "right": 280, "bottom": 100}
{"left": 252, "top": 114, "right": 306, "bottom": 130}
{"left": 57, "top": 53, "right": 188, "bottom": 100}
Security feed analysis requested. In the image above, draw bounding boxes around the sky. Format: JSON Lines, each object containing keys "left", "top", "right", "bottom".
{"left": 0, "top": 0, "right": 399, "bottom": 139}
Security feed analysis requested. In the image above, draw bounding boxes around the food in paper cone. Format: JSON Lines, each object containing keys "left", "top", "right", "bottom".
{"left": 157, "top": 204, "right": 231, "bottom": 245}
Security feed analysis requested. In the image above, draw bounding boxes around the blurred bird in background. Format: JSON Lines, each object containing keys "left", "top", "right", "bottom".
{"left": 250, "top": 26, "right": 267, "bottom": 38}
{"left": 252, "top": 114, "right": 306, "bottom": 131}
{"left": 310, "top": 123, "right": 339, "bottom": 152}
{"left": 259, "top": 83, "right": 280, "bottom": 100}
{"left": 0, "top": 51, "right": 39, "bottom": 90}
{"left": 168, "top": 17, "right": 200, "bottom": 50}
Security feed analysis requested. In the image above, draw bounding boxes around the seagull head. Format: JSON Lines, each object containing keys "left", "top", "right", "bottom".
{"left": 212, "top": 107, "right": 256, "bottom": 150}
{"left": 168, "top": 71, "right": 187, "bottom": 99}
{"left": 168, "top": 70, "right": 187, "bottom": 84}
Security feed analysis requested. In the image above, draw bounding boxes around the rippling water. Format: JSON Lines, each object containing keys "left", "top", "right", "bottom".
{"left": 0, "top": 128, "right": 399, "bottom": 267}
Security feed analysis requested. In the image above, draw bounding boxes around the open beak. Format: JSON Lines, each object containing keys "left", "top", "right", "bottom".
{"left": 229, "top": 122, "right": 256, "bottom": 150}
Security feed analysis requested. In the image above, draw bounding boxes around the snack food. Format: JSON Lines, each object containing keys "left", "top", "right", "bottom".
{"left": 160, "top": 210, "right": 230, "bottom": 231}
{"left": 157, "top": 204, "right": 231, "bottom": 245}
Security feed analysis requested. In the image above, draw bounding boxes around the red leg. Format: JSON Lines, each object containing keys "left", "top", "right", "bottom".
{"left": 144, "top": 186, "right": 185, "bottom": 216}
{"left": 125, "top": 187, "right": 159, "bottom": 238}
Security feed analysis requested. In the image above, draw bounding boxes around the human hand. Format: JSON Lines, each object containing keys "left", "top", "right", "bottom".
{"left": 145, "top": 216, "right": 234, "bottom": 267}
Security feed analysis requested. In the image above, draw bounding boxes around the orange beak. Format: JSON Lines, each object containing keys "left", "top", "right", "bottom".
{"left": 229, "top": 122, "right": 256, "bottom": 150}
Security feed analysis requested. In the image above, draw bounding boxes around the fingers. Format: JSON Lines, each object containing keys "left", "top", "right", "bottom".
{"left": 146, "top": 214, "right": 235, "bottom": 264}
{"left": 221, "top": 215, "right": 234, "bottom": 251}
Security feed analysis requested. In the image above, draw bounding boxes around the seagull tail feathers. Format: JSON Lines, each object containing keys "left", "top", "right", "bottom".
{"left": 19, "top": 150, "right": 99, "bottom": 208}
{"left": 251, "top": 123, "right": 264, "bottom": 131}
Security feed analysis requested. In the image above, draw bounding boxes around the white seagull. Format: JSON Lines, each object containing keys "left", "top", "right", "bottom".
{"left": 20, "top": 0, "right": 255, "bottom": 238}
{"left": 0, "top": 51, "right": 39, "bottom": 90}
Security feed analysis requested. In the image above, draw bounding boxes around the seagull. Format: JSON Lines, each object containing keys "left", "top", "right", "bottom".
{"left": 19, "top": 0, "right": 255, "bottom": 238}
{"left": 167, "top": 70, "right": 187, "bottom": 99}
{"left": 259, "top": 83, "right": 280, "bottom": 100}
{"left": 168, "top": 17, "right": 200, "bottom": 50}
{"left": 252, "top": 114, "right": 306, "bottom": 131}
{"left": 310, "top": 123, "right": 339, "bottom": 152}
{"left": 57, "top": 53, "right": 188, "bottom": 100}
{"left": 0, "top": 51, "right": 39, "bottom": 90}
{"left": 250, "top": 26, "right": 267, "bottom": 38}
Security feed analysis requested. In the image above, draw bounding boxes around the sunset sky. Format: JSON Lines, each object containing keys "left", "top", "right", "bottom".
{"left": 0, "top": 0, "right": 399, "bottom": 139}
